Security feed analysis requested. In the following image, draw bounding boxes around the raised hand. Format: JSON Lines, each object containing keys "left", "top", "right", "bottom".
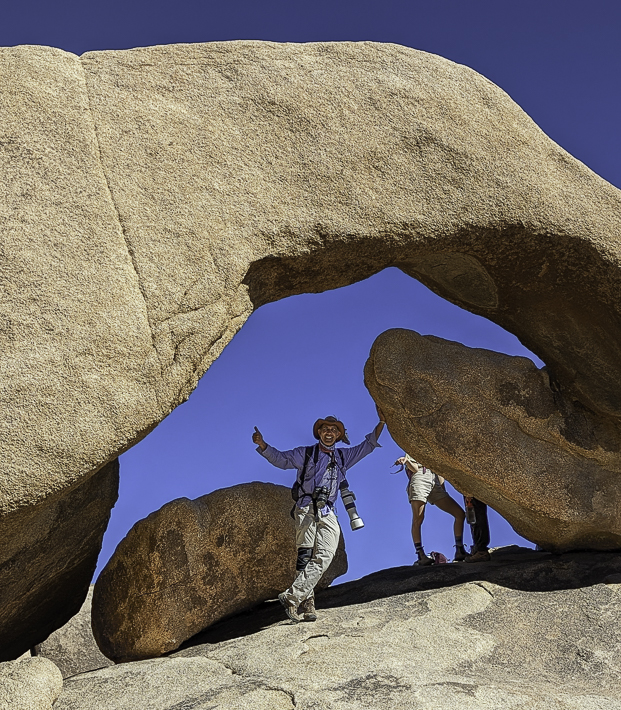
{"left": 252, "top": 426, "right": 267, "bottom": 451}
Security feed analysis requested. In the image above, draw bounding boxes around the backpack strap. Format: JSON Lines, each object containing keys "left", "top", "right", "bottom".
{"left": 336, "top": 450, "right": 348, "bottom": 490}
{"left": 292, "top": 446, "right": 346, "bottom": 503}
{"left": 291, "top": 445, "right": 318, "bottom": 502}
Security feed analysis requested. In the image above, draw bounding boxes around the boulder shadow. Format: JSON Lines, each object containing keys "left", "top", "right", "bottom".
{"left": 175, "top": 548, "right": 621, "bottom": 651}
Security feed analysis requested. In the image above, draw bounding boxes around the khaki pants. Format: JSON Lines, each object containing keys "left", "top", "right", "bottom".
{"left": 282, "top": 504, "right": 341, "bottom": 605}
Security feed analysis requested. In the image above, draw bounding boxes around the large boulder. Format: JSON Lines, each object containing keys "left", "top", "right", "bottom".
{"left": 0, "top": 657, "right": 63, "bottom": 710}
{"left": 3, "top": 39, "right": 621, "bottom": 652}
{"left": 92, "top": 482, "right": 347, "bottom": 662}
{"left": 34, "top": 586, "right": 113, "bottom": 679}
{"left": 364, "top": 329, "right": 621, "bottom": 551}
{"left": 0, "top": 43, "right": 154, "bottom": 658}
{"left": 55, "top": 550, "right": 621, "bottom": 709}
{"left": 79, "top": 41, "right": 621, "bottom": 424}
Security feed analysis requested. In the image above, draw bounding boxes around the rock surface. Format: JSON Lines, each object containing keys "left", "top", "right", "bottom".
{"left": 0, "top": 43, "right": 154, "bottom": 659}
{"left": 79, "top": 41, "right": 621, "bottom": 423}
{"left": 0, "top": 460, "right": 119, "bottom": 662}
{"left": 34, "top": 586, "right": 113, "bottom": 679}
{"left": 55, "top": 550, "right": 621, "bottom": 709}
{"left": 2, "top": 39, "right": 621, "bottom": 651}
{"left": 0, "top": 657, "right": 63, "bottom": 710}
{"left": 365, "top": 328, "right": 621, "bottom": 551}
{"left": 92, "top": 482, "right": 347, "bottom": 662}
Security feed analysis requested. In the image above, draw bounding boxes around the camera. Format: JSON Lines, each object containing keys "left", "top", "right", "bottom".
{"left": 339, "top": 484, "right": 364, "bottom": 530}
{"left": 312, "top": 486, "right": 330, "bottom": 511}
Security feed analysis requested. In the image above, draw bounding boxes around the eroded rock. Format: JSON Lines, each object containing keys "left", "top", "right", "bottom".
{"left": 80, "top": 41, "right": 621, "bottom": 425}
{"left": 34, "top": 586, "right": 113, "bottom": 679}
{"left": 55, "top": 550, "right": 621, "bottom": 709}
{"left": 54, "top": 657, "right": 295, "bottom": 710}
{"left": 3, "top": 39, "right": 621, "bottom": 654}
{"left": 92, "top": 482, "right": 346, "bottom": 662}
{"left": 365, "top": 328, "right": 621, "bottom": 551}
{"left": 0, "top": 44, "right": 155, "bottom": 659}
{"left": 0, "top": 461, "right": 119, "bottom": 661}
{"left": 0, "top": 657, "right": 63, "bottom": 710}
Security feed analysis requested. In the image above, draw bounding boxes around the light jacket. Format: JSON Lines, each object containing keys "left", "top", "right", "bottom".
{"left": 258, "top": 430, "right": 381, "bottom": 515}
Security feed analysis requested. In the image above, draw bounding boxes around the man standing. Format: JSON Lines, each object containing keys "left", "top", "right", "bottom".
{"left": 253, "top": 411, "right": 385, "bottom": 623}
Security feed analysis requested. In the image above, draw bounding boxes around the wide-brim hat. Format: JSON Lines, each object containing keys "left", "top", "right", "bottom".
{"left": 313, "top": 416, "right": 350, "bottom": 445}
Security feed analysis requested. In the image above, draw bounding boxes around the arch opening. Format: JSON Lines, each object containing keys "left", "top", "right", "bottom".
{"left": 96, "top": 267, "right": 542, "bottom": 583}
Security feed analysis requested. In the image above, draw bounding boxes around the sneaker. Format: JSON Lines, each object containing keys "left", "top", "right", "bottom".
{"left": 454, "top": 545, "right": 468, "bottom": 562}
{"left": 278, "top": 592, "right": 301, "bottom": 622}
{"left": 465, "top": 549, "right": 491, "bottom": 563}
{"left": 414, "top": 553, "right": 434, "bottom": 566}
{"left": 298, "top": 597, "right": 317, "bottom": 622}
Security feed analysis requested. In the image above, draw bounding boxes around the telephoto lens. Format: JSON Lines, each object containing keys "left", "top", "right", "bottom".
{"left": 340, "top": 485, "right": 364, "bottom": 530}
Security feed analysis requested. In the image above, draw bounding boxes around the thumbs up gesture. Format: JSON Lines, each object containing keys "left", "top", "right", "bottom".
{"left": 252, "top": 426, "right": 267, "bottom": 451}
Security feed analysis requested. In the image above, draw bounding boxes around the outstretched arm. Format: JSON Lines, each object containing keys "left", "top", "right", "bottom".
{"left": 340, "top": 407, "right": 386, "bottom": 469}
{"left": 252, "top": 426, "right": 306, "bottom": 469}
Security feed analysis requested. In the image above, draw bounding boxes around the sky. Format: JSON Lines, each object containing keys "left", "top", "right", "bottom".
{"left": 2, "top": 1, "right": 620, "bottom": 582}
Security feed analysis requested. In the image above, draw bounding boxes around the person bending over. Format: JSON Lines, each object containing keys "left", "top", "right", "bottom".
{"left": 253, "top": 411, "right": 384, "bottom": 622}
{"left": 395, "top": 453, "right": 467, "bottom": 565}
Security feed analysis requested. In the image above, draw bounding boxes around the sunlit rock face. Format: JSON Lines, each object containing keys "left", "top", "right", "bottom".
{"left": 92, "top": 483, "right": 346, "bottom": 662}
{"left": 54, "top": 551, "right": 621, "bottom": 710}
{"left": 0, "top": 45, "right": 156, "bottom": 660}
{"left": 1, "top": 40, "right": 621, "bottom": 649}
{"left": 365, "top": 329, "right": 621, "bottom": 551}
{"left": 0, "top": 656, "right": 63, "bottom": 710}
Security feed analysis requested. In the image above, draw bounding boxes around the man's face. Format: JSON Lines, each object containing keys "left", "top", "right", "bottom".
{"left": 318, "top": 424, "right": 341, "bottom": 447}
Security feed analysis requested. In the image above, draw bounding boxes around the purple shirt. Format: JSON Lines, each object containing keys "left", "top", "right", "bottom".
{"left": 257, "top": 429, "right": 381, "bottom": 515}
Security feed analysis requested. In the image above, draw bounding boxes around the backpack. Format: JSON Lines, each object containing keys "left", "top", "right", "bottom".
{"left": 291, "top": 444, "right": 346, "bottom": 507}
{"left": 430, "top": 551, "right": 448, "bottom": 564}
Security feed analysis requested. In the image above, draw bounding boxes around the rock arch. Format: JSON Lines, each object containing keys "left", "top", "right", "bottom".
{"left": 1, "top": 40, "right": 620, "bottom": 657}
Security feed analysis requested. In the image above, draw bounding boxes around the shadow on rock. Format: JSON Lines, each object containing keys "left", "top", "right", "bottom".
{"left": 177, "top": 547, "right": 621, "bottom": 650}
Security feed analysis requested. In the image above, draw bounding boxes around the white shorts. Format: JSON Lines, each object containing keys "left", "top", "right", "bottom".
{"left": 407, "top": 467, "right": 448, "bottom": 505}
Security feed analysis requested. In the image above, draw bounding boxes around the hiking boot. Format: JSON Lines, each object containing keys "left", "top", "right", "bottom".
{"left": 278, "top": 592, "right": 301, "bottom": 622}
{"left": 299, "top": 597, "right": 317, "bottom": 622}
{"left": 414, "top": 552, "right": 434, "bottom": 566}
{"left": 454, "top": 545, "right": 468, "bottom": 562}
{"left": 465, "top": 549, "right": 491, "bottom": 563}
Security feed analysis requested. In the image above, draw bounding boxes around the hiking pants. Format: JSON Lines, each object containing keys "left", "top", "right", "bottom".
{"left": 470, "top": 498, "right": 490, "bottom": 552}
{"left": 283, "top": 504, "right": 340, "bottom": 605}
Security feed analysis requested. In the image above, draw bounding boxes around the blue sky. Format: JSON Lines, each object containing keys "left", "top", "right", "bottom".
{"left": 2, "top": 1, "right": 620, "bottom": 581}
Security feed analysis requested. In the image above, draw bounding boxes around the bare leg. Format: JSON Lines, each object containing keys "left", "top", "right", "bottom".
{"left": 410, "top": 499, "right": 426, "bottom": 547}
{"left": 434, "top": 495, "right": 465, "bottom": 538}
{"left": 410, "top": 499, "right": 434, "bottom": 565}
